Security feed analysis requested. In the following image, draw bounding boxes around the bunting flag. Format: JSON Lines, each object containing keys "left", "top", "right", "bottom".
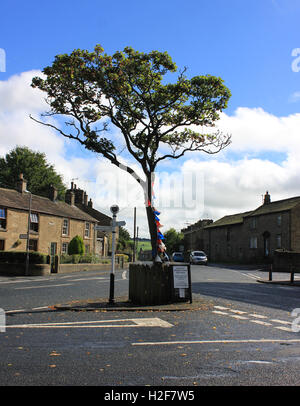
{"left": 148, "top": 181, "right": 166, "bottom": 256}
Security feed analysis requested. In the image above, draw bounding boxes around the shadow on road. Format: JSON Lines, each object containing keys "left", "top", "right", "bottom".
{"left": 192, "top": 281, "right": 300, "bottom": 312}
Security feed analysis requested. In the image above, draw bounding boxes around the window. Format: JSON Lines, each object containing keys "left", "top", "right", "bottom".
{"left": 250, "top": 236, "right": 257, "bottom": 249}
{"left": 30, "top": 213, "right": 39, "bottom": 232}
{"left": 226, "top": 228, "right": 231, "bottom": 241}
{"left": 0, "top": 208, "right": 6, "bottom": 229}
{"left": 61, "top": 242, "right": 68, "bottom": 254}
{"left": 62, "top": 219, "right": 69, "bottom": 235}
{"left": 250, "top": 217, "right": 257, "bottom": 229}
{"left": 29, "top": 239, "right": 38, "bottom": 251}
{"left": 0, "top": 240, "right": 4, "bottom": 250}
{"left": 276, "top": 234, "right": 282, "bottom": 249}
{"left": 84, "top": 222, "right": 90, "bottom": 238}
{"left": 277, "top": 215, "right": 282, "bottom": 226}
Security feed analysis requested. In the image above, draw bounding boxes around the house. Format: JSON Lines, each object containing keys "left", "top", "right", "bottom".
{"left": 65, "top": 182, "right": 114, "bottom": 256}
{"left": 0, "top": 174, "right": 112, "bottom": 257}
{"left": 182, "top": 191, "right": 300, "bottom": 264}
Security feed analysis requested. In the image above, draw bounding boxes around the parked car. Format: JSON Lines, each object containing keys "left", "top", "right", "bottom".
{"left": 171, "top": 252, "right": 185, "bottom": 262}
{"left": 190, "top": 251, "right": 208, "bottom": 265}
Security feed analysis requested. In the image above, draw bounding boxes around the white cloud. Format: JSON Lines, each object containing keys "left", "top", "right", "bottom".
{"left": 217, "top": 107, "right": 300, "bottom": 154}
{"left": 2, "top": 71, "right": 300, "bottom": 238}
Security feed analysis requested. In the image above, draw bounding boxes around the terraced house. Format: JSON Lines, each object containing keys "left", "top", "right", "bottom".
{"left": 182, "top": 191, "right": 300, "bottom": 264}
{"left": 0, "top": 174, "right": 111, "bottom": 257}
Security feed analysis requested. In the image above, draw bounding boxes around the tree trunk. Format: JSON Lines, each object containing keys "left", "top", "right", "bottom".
{"left": 145, "top": 172, "right": 158, "bottom": 260}
{"left": 146, "top": 205, "right": 158, "bottom": 260}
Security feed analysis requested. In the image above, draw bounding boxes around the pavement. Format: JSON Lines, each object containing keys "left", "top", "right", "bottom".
{"left": 53, "top": 295, "right": 214, "bottom": 312}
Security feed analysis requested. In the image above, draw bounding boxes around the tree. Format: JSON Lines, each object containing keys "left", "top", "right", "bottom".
{"left": 68, "top": 235, "right": 85, "bottom": 255}
{"left": 0, "top": 146, "right": 66, "bottom": 199}
{"left": 31, "top": 45, "right": 231, "bottom": 260}
{"left": 117, "top": 226, "right": 133, "bottom": 252}
{"left": 164, "top": 228, "right": 184, "bottom": 254}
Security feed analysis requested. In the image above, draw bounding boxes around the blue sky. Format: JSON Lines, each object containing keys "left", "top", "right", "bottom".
{"left": 1, "top": 0, "right": 300, "bottom": 236}
{"left": 1, "top": 0, "right": 300, "bottom": 116}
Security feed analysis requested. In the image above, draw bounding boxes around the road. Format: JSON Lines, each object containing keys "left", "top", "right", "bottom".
{"left": 1, "top": 264, "right": 300, "bottom": 388}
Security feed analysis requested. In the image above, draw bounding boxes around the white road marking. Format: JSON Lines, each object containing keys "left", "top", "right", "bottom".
{"left": 68, "top": 277, "right": 106, "bottom": 282}
{"left": 14, "top": 283, "right": 74, "bottom": 290}
{"left": 228, "top": 309, "right": 247, "bottom": 315}
{"left": 270, "top": 319, "right": 292, "bottom": 325}
{"left": 249, "top": 320, "right": 272, "bottom": 326}
{"left": 212, "top": 310, "right": 229, "bottom": 316}
{"left": 213, "top": 306, "right": 293, "bottom": 331}
{"left": 6, "top": 317, "right": 173, "bottom": 329}
{"left": 229, "top": 314, "right": 248, "bottom": 320}
{"left": 213, "top": 306, "right": 229, "bottom": 310}
{"left": 274, "top": 326, "right": 292, "bottom": 332}
{"left": 240, "top": 360, "right": 273, "bottom": 365}
{"left": 132, "top": 338, "right": 300, "bottom": 346}
{"left": 248, "top": 314, "right": 268, "bottom": 319}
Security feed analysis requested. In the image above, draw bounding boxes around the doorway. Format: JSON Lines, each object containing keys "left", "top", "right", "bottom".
{"left": 50, "top": 242, "right": 57, "bottom": 273}
{"left": 263, "top": 231, "right": 270, "bottom": 258}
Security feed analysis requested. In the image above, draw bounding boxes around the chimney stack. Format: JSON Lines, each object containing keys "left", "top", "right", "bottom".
{"left": 65, "top": 190, "right": 75, "bottom": 206}
{"left": 49, "top": 185, "right": 58, "bottom": 201}
{"left": 263, "top": 191, "right": 271, "bottom": 205}
{"left": 88, "top": 198, "right": 93, "bottom": 208}
{"left": 16, "top": 173, "right": 27, "bottom": 193}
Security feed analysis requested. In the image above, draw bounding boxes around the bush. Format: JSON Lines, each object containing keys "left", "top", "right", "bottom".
{"left": 68, "top": 235, "right": 85, "bottom": 255}
{"left": 0, "top": 251, "right": 48, "bottom": 264}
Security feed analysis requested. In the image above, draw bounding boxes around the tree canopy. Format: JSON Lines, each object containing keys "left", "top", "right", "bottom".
{"left": 0, "top": 146, "right": 66, "bottom": 199}
{"left": 163, "top": 228, "right": 184, "bottom": 254}
{"left": 31, "top": 45, "right": 231, "bottom": 259}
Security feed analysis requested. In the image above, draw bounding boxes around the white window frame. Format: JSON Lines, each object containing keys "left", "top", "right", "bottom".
{"left": 62, "top": 218, "right": 69, "bottom": 236}
{"left": 61, "top": 242, "right": 68, "bottom": 254}
{"left": 277, "top": 215, "right": 282, "bottom": 226}
{"left": 250, "top": 236, "right": 257, "bottom": 249}
{"left": 84, "top": 222, "right": 90, "bottom": 238}
{"left": 276, "top": 234, "right": 282, "bottom": 249}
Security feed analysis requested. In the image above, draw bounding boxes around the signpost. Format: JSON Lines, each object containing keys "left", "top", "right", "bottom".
{"left": 172, "top": 265, "right": 192, "bottom": 303}
{"left": 94, "top": 208, "right": 126, "bottom": 305}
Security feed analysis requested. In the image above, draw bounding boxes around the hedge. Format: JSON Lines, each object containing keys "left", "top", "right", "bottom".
{"left": 0, "top": 251, "right": 49, "bottom": 264}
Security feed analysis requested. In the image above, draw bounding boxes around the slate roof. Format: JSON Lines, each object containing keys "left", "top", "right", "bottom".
{"left": 245, "top": 196, "right": 300, "bottom": 217}
{"left": 204, "top": 211, "right": 253, "bottom": 229}
{"left": 205, "top": 196, "right": 300, "bottom": 229}
{"left": 0, "top": 187, "right": 97, "bottom": 222}
{"left": 75, "top": 203, "right": 112, "bottom": 226}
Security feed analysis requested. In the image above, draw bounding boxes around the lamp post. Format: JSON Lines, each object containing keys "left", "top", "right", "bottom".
{"left": 24, "top": 189, "right": 32, "bottom": 276}
{"left": 108, "top": 204, "right": 119, "bottom": 305}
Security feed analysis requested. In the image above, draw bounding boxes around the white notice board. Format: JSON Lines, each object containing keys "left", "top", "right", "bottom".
{"left": 173, "top": 266, "right": 189, "bottom": 289}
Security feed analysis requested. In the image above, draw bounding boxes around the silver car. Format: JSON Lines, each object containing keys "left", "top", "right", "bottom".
{"left": 190, "top": 251, "right": 208, "bottom": 265}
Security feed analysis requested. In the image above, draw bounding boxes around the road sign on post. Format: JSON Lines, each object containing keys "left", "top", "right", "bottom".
{"left": 94, "top": 225, "right": 113, "bottom": 232}
{"left": 93, "top": 212, "right": 126, "bottom": 305}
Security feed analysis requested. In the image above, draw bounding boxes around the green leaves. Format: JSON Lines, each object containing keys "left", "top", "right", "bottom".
{"left": 0, "top": 146, "right": 66, "bottom": 199}
{"left": 31, "top": 44, "right": 231, "bottom": 172}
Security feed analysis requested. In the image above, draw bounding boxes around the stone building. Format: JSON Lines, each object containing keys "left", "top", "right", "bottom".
{"left": 182, "top": 191, "right": 300, "bottom": 264}
{"left": 181, "top": 219, "right": 213, "bottom": 252}
{"left": 0, "top": 175, "right": 112, "bottom": 257}
{"left": 65, "top": 182, "right": 113, "bottom": 256}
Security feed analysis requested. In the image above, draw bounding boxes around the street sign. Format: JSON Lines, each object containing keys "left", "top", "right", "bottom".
{"left": 116, "top": 221, "right": 126, "bottom": 226}
{"left": 19, "top": 234, "right": 28, "bottom": 239}
{"left": 94, "top": 225, "right": 112, "bottom": 231}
